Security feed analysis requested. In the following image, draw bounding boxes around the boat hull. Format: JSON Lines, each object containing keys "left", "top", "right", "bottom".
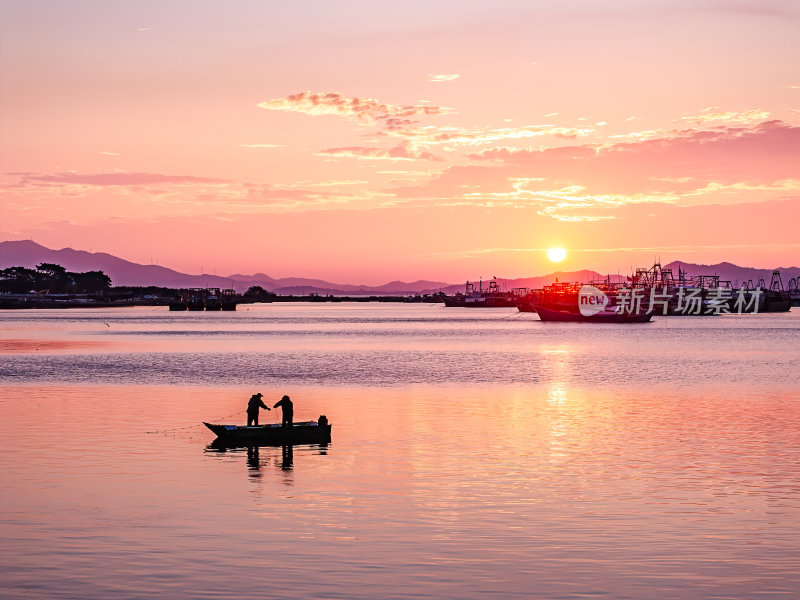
{"left": 516, "top": 302, "right": 537, "bottom": 313}
{"left": 443, "top": 296, "right": 517, "bottom": 307}
{"left": 204, "top": 421, "right": 332, "bottom": 446}
{"left": 534, "top": 305, "right": 652, "bottom": 323}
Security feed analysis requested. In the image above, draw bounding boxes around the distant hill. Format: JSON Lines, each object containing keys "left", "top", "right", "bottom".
{"left": 0, "top": 240, "right": 451, "bottom": 294}
{"left": 2, "top": 240, "right": 797, "bottom": 294}
{"left": 0, "top": 240, "right": 245, "bottom": 290}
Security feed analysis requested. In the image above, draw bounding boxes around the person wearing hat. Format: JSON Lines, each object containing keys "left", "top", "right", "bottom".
{"left": 246, "top": 392, "right": 270, "bottom": 426}
{"left": 273, "top": 395, "right": 294, "bottom": 428}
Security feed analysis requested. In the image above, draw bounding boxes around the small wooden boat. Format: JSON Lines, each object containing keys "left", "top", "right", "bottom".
{"left": 203, "top": 420, "right": 331, "bottom": 446}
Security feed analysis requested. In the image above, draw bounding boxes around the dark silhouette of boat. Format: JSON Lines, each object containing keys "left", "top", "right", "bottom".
{"left": 519, "top": 263, "right": 787, "bottom": 317}
{"left": 530, "top": 281, "right": 652, "bottom": 323}
{"left": 788, "top": 277, "right": 800, "bottom": 307}
{"left": 760, "top": 270, "right": 792, "bottom": 312}
{"left": 534, "top": 304, "right": 652, "bottom": 322}
{"left": 173, "top": 287, "right": 239, "bottom": 311}
{"left": 204, "top": 419, "right": 331, "bottom": 447}
{"left": 443, "top": 278, "right": 518, "bottom": 307}
{"left": 186, "top": 290, "right": 205, "bottom": 311}
{"left": 220, "top": 288, "right": 237, "bottom": 311}
{"left": 168, "top": 296, "right": 188, "bottom": 311}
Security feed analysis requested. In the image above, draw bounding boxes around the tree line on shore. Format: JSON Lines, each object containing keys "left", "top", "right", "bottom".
{"left": 0, "top": 262, "right": 279, "bottom": 301}
{"left": 1, "top": 263, "right": 112, "bottom": 294}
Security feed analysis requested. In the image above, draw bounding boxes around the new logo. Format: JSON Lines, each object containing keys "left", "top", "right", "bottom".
{"left": 578, "top": 285, "right": 610, "bottom": 317}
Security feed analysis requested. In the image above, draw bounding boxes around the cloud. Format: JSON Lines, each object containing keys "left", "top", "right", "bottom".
{"left": 683, "top": 179, "right": 800, "bottom": 196}
{"left": 258, "top": 91, "right": 593, "bottom": 160}
{"left": 241, "top": 184, "right": 336, "bottom": 206}
{"left": 240, "top": 143, "right": 283, "bottom": 149}
{"left": 317, "top": 143, "right": 442, "bottom": 162}
{"left": 678, "top": 108, "right": 770, "bottom": 125}
{"left": 5, "top": 170, "right": 384, "bottom": 215}
{"left": 461, "top": 179, "right": 670, "bottom": 221}
{"left": 468, "top": 120, "right": 800, "bottom": 188}
{"left": 242, "top": 185, "right": 393, "bottom": 211}
{"left": 21, "top": 172, "right": 226, "bottom": 186}
{"left": 288, "top": 180, "right": 369, "bottom": 188}
{"left": 381, "top": 123, "right": 594, "bottom": 146}
{"left": 423, "top": 240, "right": 800, "bottom": 260}
{"left": 389, "top": 120, "right": 800, "bottom": 220}
{"left": 427, "top": 74, "right": 460, "bottom": 82}
{"left": 258, "top": 91, "right": 450, "bottom": 124}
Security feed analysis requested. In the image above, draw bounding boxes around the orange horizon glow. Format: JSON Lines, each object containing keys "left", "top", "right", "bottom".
{"left": 1, "top": 2, "right": 798, "bottom": 284}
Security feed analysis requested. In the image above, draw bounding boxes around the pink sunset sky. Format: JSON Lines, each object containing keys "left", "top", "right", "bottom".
{"left": 1, "top": 0, "right": 798, "bottom": 284}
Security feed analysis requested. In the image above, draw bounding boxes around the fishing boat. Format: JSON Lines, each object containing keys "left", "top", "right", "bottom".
{"left": 203, "top": 418, "right": 331, "bottom": 446}
{"left": 443, "top": 278, "right": 518, "bottom": 307}
{"left": 168, "top": 297, "right": 188, "bottom": 311}
{"left": 532, "top": 282, "right": 652, "bottom": 323}
{"left": 534, "top": 304, "right": 652, "bottom": 323}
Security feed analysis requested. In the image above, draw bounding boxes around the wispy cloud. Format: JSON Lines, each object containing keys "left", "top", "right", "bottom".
{"left": 423, "top": 241, "right": 800, "bottom": 260}
{"left": 241, "top": 184, "right": 336, "bottom": 207}
{"left": 258, "top": 91, "right": 450, "bottom": 124}
{"left": 8, "top": 170, "right": 387, "bottom": 214}
{"left": 469, "top": 121, "right": 800, "bottom": 187}
{"left": 98, "top": 151, "right": 120, "bottom": 156}
{"left": 240, "top": 184, "right": 394, "bottom": 211}
{"left": 287, "top": 180, "right": 369, "bottom": 188}
{"left": 383, "top": 124, "right": 594, "bottom": 146}
{"left": 427, "top": 73, "right": 460, "bottom": 82}
{"left": 678, "top": 108, "right": 770, "bottom": 125}
{"left": 683, "top": 179, "right": 800, "bottom": 196}
{"left": 607, "top": 129, "right": 665, "bottom": 141}
{"left": 389, "top": 119, "right": 800, "bottom": 219}
{"left": 21, "top": 172, "right": 225, "bottom": 186}
{"left": 258, "top": 91, "right": 592, "bottom": 161}
{"left": 317, "top": 143, "right": 441, "bottom": 162}
{"left": 463, "top": 179, "right": 672, "bottom": 221}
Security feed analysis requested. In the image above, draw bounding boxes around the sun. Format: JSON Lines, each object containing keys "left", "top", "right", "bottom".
{"left": 547, "top": 247, "right": 567, "bottom": 263}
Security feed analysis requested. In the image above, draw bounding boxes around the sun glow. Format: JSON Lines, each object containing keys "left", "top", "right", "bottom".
{"left": 547, "top": 247, "right": 567, "bottom": 262}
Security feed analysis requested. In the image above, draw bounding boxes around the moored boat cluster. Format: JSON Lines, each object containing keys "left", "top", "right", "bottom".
{"left": 441, "top": 264, "right": 796, "bottom": 321}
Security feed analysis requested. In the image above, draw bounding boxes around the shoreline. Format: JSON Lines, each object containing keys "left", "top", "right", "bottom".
{"left": 0, "top": 293, "right": 445, "bottom": 309}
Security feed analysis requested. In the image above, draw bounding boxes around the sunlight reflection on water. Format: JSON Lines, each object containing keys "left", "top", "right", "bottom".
{"left": 1, "top": 305, "right": 799, "bottom": 599}
{"left": 1, "top": 305, "right": 798, "bottom": 390}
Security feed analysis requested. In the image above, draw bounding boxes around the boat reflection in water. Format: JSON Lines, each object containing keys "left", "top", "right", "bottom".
{"left": 206, "top": 440, "right": 329, "bottom": 478}
{"left": 204, "top": 417, "right": 331, "bottom": 478}
{"left": 248, "top": 444, "right": 293, "bottom": 471}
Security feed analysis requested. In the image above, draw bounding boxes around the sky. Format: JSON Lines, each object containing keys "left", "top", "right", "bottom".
{"left": 1, "top": 0, "right": 799, "bottom": 284}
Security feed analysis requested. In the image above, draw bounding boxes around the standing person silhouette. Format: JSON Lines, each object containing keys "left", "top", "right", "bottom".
{"left": 273, "top": 395, "right": 294, "bottom": 428}
{"left": 246, "top": 392, "right": 270, "bottom": 426}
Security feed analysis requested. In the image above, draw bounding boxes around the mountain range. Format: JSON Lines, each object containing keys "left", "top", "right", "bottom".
{"left": 0, "top": 240, "right": 452, "bottom": 294}
{"left": 1, "top": 240, "right": 798, "bottom": 294}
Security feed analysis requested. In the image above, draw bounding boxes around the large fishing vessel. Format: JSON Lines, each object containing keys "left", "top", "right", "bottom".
{"left": 517, "top": 262, "right": 789, "bottom": 318}
{"left": 442, "top": 278, "right": 518, "bottom": 307}
{"left": 525, "top": 282, "right": 652, "bottom": 323}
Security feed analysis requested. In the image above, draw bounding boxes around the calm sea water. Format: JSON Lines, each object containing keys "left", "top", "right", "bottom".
{"left": 1, "top": 304, "right": 799, "bottom": 600}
